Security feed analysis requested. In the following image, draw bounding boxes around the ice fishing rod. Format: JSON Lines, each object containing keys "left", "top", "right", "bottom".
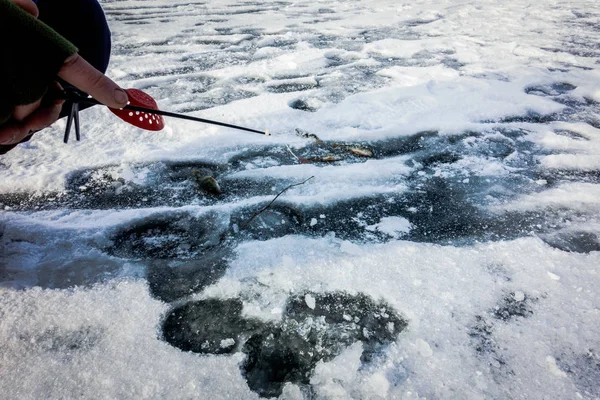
{"left": 60, "top": 88, "right": 270, "bottom": 143}
{"left": 124, "top": 103, "right": 270, "bottom": 136}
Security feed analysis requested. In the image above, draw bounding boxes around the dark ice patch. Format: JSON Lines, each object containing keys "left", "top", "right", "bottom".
{"left": 0, "top": 161, "right": 226, "bottom": 211}
{"left": 289, "top": 98, "right": 319, "bottom": 112}
{"left": 525, "top": 82, "right": 577, "bottom": 96}
{"left": 553, "top": 129, "right": 589, "bottom": 140}
{"left": 162, "top": 298, "right": 264, "bottom": 354}
{"left": 106, "top": 211, "right": 228, "bottom": 260}
{"left": 324, "top": 53, "right": 350, "bottom": 68}
{"left": 308, "top": 33, "right": 341, "bottom": 49}
{"left": 241, "top": 292, "right": 406, "bottom": 397}
{"left": 497, "top": 112, "right": 558, "bottom": 124}
{"left": 124, "top": 20, "right": 151, "bottom": 25}
{"left": 160, "top": 292, "right": 406, "bottom": 397}
{"left": 537, "top": 169, "right": 600, "bottom": 185}
{"left": 147, "top": 248, "right": 232, "bottom": 302}
{"left": 236, "top": 75, "right": 267, "bottom": 85}
{"left": 541, "top": 231, "right": 600, "bottom": 253}
{"left": 230, "top": 203, "right": 303, "bottom": 241}
{"left": 402, "top": 177, "right": 489, "bottom": 243}
{"left": 36, "top": 255, "right": 122, "bottom": 289}
{"left": 214, "top": 27, "right": 232, "bottom": 34}
{"left": 441, "top": 57, "right": 465, "bottom": 70}
{"left": 491, "top": 292, "right": 535, "bottom": 321}
{"left": 284, "top": 292, "right": 407, "bottom": 360}
{"left": 256, "top": 36, "right": 297, "bottom": 49}
{"left": 404, "top": 16, "right": 443, "bottom": 27}
{"left": 1, "top": 125, "right": 596, "bottom": 251}
{"left": 374, "top": 131, "right": 438, "bottom": 158}
{"left": 237, "top": 28, "right": 264, "bottom": 36}
{"left": 519, "top": 80, "right": 600, "bottom": 128}
{"left": 265, "top": 81, "right": 318, "bottom": 93}
{"left": 419, "top": 152, "right": 461, "bottom": 167}
{"left": 209, "top": 8, "right": 267, "bottom": 16}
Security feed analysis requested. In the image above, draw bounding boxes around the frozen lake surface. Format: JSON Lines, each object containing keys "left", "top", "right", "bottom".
{"left": 1, "top": 0, "right": 600, "bottom": 398}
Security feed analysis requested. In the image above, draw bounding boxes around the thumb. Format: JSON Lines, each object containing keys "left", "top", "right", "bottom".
{"left": 58, "top": 54, "right": 128, "bottom": 109}
{"left": 12, "top": 0, "right": 39, "bottom": 17}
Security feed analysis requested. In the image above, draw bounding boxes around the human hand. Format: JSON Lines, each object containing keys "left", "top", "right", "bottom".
{"left": 0, "top": 0, "right": 129, "bottom": 146}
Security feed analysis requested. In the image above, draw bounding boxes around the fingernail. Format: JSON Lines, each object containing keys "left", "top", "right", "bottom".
{"left": 114, "top": 89, "right": 128, "bottom": 106}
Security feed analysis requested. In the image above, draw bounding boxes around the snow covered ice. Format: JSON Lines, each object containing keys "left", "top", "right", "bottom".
{"left": 1, "top": 0, "right": 600, "bottom": 398}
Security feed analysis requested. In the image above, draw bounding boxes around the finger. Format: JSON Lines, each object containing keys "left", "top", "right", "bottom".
{"left": 0, "top": 121, "right": 27, "bottom": 145}
{"left": 13, "top": 99, "right": 42, "bottom": 121}
{"left": 11, "top": 0, "right": 39, "bottom": 17}
{"left": 24, "top": 99, "right": 65, "bottom": 132}
{"left": 0, "top": 100, "right": 64, "bottom": 145}
{"left": 58, "top": 54, "right": 128, "bottom": 109}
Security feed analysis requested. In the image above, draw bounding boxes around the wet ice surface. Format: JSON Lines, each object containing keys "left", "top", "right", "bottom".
{"left": 1, "top": 0, "right": 600, "bottom": 398}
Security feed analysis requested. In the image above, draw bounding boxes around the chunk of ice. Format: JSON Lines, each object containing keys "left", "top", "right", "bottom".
{"left": 305, "top": 294, "right": 316, "bottom": 309}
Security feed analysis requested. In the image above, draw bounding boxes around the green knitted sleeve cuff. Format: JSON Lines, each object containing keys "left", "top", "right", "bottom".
{"left": 0, "top": 0, "right": 78, "bottom": 124}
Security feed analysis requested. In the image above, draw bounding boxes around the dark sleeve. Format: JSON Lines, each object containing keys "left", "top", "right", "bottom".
{"left": 0, "top": 0, "right": 78, "bottom": 125}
